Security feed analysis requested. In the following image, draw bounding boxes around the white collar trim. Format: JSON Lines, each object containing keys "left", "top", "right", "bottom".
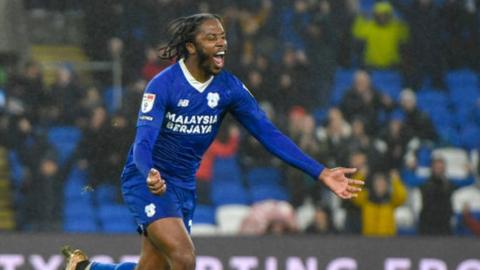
{"left": 179, "top": 58, "right": 213, "bottom": 93}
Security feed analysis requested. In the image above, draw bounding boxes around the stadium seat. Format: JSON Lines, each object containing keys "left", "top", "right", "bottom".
{"left": 250, "top": 185, "right": 289, "bottom": 203}
{"left": 452, "top": 186, "right": 480, "bottom": 213}
{"left": 216, "top": 204, "right": 251, "bottom": 235}
{"left": 193, "top": 205, "right": 216, "bottom": 225}
{"left": 63, "top": 166, "right": 89, "bottom": 199}
{"left": 212, "top": 157, "right": 242, "bottom": 185}
{"left": 437, "top": 125, "right": 461, "bottom": 147}
{"left": 454, "top": 211, "right": 480, "bottom": 236}
{"left": 191, "top": 224, "right": 218, "bottom": 236}
{"left": 7, "top": 151, "right": 24, "bottom": 187}
{"left": 432, "top": 148, "right": 469, "bottom": 179}
{"left": 449, "top": 87, "right": 479, "bottom": 110}
{"left": 97, "top": 204, "right": 136, "bottom": 233}
{"left": 64, "top": 218, "right": 98, "bottom": 233}
{"left": 330, "top": 68, "right": 355, "bottom": 105}
{"left": 395, "top": 206, "right": 416, "bottom": 235}
{"left": 446, "top": 69, "right": 479, "bottom": 89}
{"left": 95, "top": 184, "right": 117, "bottom": 204}
{"left": 47, "top": 126, "right": 82, "bottom": 165}
{"left": 459, "top": 125, "right": 480, "bottom": 150}
{"left": 211, "top": 182, "right": 249, "bottom": 206}
{"left": 246, "top": 167, "right": 282, "bottom": 188}
{"left": 103, "top": 86, "right": 123, "bottom": 113}
{"left": 371, "top": 70, "right": 403, "bottom": 100}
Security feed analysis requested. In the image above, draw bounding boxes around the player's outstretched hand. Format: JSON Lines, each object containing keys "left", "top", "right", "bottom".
{"left": 319, "top": 167, "right": 364, "bottom": 199}
{"left": 147, "top": 168, "right": 167, "bottom": 195}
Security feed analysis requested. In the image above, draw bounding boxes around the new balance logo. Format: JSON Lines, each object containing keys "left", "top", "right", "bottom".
{"left": 177, "top": 99, "right": 189, "bottom": 107}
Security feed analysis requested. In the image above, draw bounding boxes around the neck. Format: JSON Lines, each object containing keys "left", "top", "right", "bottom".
{"left": 184, "top": 57, "right": 210, "bottom": 83}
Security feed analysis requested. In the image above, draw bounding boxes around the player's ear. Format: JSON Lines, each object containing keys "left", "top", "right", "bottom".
{"left": 186, "top": 42, "right": 196, "bottom": 55}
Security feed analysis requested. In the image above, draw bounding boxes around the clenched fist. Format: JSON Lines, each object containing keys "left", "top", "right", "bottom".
{"left": 146, "top": 168, "right": 167, "bottom": 195}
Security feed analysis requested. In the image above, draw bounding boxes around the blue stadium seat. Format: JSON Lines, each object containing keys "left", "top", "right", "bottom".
{"left": 102, "top": 221, "right": 137, "bottom": 233}
{"left": 446, "top": 69, "right": 479, "bottom": 90}
{"left": 8, "top": 151, "right": 24, "bottom": 187}
{"left": 64, "top": 199, "right": 96, "bottom": 220}
{"left": 211, "top": 182, "right": 249, "bottom": 206}
{"left": 103, "top": 86, "right": 123, "bottom": 113}
{"left": 416, "top": 146, "right": 432, "bottom": 167}
{"left": 416, "top": 90, "right": 449, "bottom": 109}
{"left": 250, "top": 186, "right": 289, "bottom": 203}
{"left": 193, "top": 205, "right": 216, "bottom": 225}
{"left": 47, "top": 126, "right": 82, "bottom": 165}
{"left": 371, "top": 70, "right": 403, "bottom": 100}
{"left": 246, "top": 167, "right": 282, "bottom": 188}
{"left": 449, "top": 87, "right": 479, "bottom": 110}
{"left": 97, "top": 204, "right": 137, "bottom": 233}
{"left": 454, "top": 211, "right": 480, "bottom": 236}
{"left": 95, "top": 184, "right": 117, "bottom": 204}
{"left": 459, "top": 125, "right": 480, "bottom": 150}
{"left": 437, "top": 125, "right": 461, "bottom": 147}
{"left": 330, "top": 69, "right": 355, "bottom": 105}
{"left": 212, "top": 157, "right": 242, "bottom": 184}
{"left": 64, "top": 219, "right": 98, "bottom": 233}
{"left": 64, "top": 166, "right": 89, "bottom": 199}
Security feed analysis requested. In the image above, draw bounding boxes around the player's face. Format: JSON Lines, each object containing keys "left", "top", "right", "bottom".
{"left": 193, "top": 19, "right": 227, "bottom": 75}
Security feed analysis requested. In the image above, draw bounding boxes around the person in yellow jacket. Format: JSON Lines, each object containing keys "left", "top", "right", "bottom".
{"left": 352, "top": 2, "right": 409, "bottom": 69}
{"left": 352, "top": 170, "right": 407, "bottom": 236}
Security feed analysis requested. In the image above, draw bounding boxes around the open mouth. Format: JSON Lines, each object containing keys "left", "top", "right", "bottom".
{"left": 212, "top": 51, "right": 225, "bottom": 69}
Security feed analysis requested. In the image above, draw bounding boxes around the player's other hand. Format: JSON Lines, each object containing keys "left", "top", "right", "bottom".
{"left": 319, "top": 167, "right": 364, "bottom": 199}
{"left": 147, "top": 168, "right": 167, "bottom": 195}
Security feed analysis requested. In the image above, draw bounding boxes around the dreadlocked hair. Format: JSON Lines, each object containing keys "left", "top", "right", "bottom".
{"left": 158, "top": 13, "right": 222, "bottom": 61}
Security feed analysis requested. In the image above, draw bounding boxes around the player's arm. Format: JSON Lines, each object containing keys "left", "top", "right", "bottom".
{"left": 132, "top": 78, "right": 168, "bottom": 195}
{"left": 230, "top": 83, "right": 363, "bottom": 199}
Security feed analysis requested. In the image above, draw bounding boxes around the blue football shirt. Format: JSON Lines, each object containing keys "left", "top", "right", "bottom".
{"left": 121, "top": 59, "right": 324, "bottom": 190}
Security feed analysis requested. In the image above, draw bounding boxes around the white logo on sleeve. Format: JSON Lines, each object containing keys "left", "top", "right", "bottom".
{"left": 141, "top": 93, "right": 156, "bottom": 113}
{"left": 206, "top": 92, "right": 220, "bottom": 108}
{"left": 145, "top": 203, "right": 156, "bottom": 217}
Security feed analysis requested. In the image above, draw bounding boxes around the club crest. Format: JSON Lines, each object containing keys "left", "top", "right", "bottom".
{"left": 141, "top": 93, "right": 156, "bottom": 113}
{"left": 206, "top": 92, "right": 220, "bottom": 108}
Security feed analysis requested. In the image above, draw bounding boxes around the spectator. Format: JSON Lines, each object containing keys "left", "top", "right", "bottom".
{"left": 399, "top": 89, "right": 437, "bottom": 141}
{"left": 347, "top": 117, "right": 388, "bottom": 171}
{"left": 418, "top": 157, "right": 463, "bottom": 235}
{"left": 76, "top": 106, "right": 111, "bottom": 187}
{"left": 141, "top": 46, "right": 171, "bottom": 81}
{"left": 341, "top": 151, "right": 369, "bottom": 234}
{"left": 352, "top": 2, "right": 409, "bottom": 69}
{"left": 29, "top": 155, "right": 62, "bottom": 231}
{"left": 353, "top": 170, "right": 407, "bottom": 237}
{"left": 241, "top": 102, "right": 281, "bottom": 169}
{"left": 6, "top": 60, "right": 46, "bottom": 123}
{"left": 48, "top": 66, "right": 84, "bottom": 125}
{"left": 303, "top": 0, "right": 337, "bottom": 107}
{"left": 286, "top": 113, "right": 324, "bottom": 207}
{"left": 316, "top": 107, "right": 351, "bottom": 168}
{"left": 240, "top": 200, "right": 298, "bottom": 235}
{"left": 305, "top": 204, "right": 337, "bottom": 234}
{"left": 380, "top": 111, "right": 409, "bottom": 171}
{"left": 440, "top": 0, "right": 480, "bottom": 70}
{"left": 391, "top": 0, "right": 446, "bottom": 90}
{"left": 340, "top": 70, "right": 392, "bottom": 135}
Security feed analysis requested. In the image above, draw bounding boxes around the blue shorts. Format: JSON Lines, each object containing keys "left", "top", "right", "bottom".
{"left": 121, "top": 175, "right": 196, "bottom": 234}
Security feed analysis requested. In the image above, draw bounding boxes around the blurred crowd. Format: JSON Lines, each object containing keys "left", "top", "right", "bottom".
{"left": 0, "top": 0, "right": 480, "bottom": 236}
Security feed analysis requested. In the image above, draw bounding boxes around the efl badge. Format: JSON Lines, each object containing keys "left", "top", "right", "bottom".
{"left": 207, "top": 92, "right": 220, "bottom": 108}
{"left": 141, "top": 93, "right": 156, "bottom": 113}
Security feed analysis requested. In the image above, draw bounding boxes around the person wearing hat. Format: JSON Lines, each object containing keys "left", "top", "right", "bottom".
{"left": 352, "top": 2, "right": 409, "bottom": 69}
